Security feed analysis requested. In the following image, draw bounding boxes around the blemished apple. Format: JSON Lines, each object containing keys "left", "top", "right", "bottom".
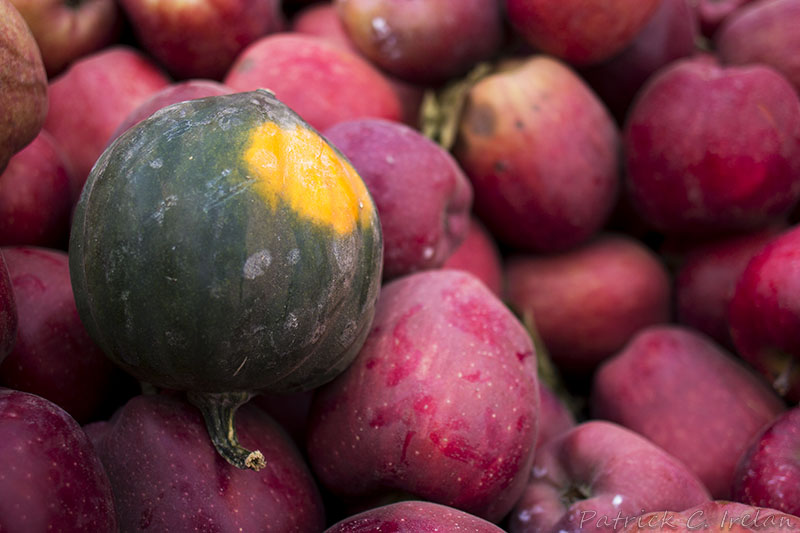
{"left": 335, "top": 0, "right": 505, "bottom": 86}
{"left": 732, "top": 406, "right": 800, "bottom": 516}
{"left": 0, "top": 130, "right": 73, "bottom": 249}
{"left": 716, "top": 0, "right": 800, "bottom": 94}
{"left": 325, "top": 501, "right": 506, "bottom": 533}
{"left": 0, "top": 247, "right": 116, "bottom": 424}
{"left": 624, "top": 55, "right": 800, "bottom": 236}
{"left": 0, "top": 388, "right": 117, "bottom": 532}
{"left": 9, "top": 0, "right": 121, "bottom": 77}
{"left": 441, "top": 217, "right": 504, "bottom": 297}
{"left": 509, "top": 420, "right": 710, "bottom": 533}
{"left": 0, "top": 0, "right": 48, "bottom": 175}
{"left": 675, "top": 225, "right": 784, "bottom": 350}
{"left": 729, "top": 224, "right": 800, "bottom": 403}
{"left": 0, "top": 253, "right": 16, "bottom": 363}
{"left": 43, "top": 46, "right": 170, "bottom": 201}
{"left": 94, "top": 393, "right": 326, "bottom": 532}
{"left": 621, "top": 501, "right": 799, "bottom": 533}
{"left": 453, "top": 55, "right": 619, "bottom": 253}
{"left": 505, "top": 0, "right": 662, "bottom": 66}
{"left": 119, "top": 0, "right": 282, "bottom": 80}
{"left": 592, "top": 325, "right": 786, "bottom": 498}
{"left": 224, "top": 33, "right": 402, "bottom": 132}
{"left": 323, "top": 118, "right": 473, "bottom": 280}
{"left": 505, "top": 233, "right": 671, "bottom": 374}
{"left": 306, "top": 270, "right": 539, "bottom": 523}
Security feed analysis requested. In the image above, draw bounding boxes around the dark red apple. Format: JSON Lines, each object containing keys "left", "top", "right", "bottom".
{"left": 9, "top": 0, "right": 121, "bottom": 77}
{"left": 306, "top": 269, "right": 540, "bottom": 523}
{"left": 43, "top": 45, "right": 170, "bottom": 201}
{"left": 0, "top": 388, "right": 117, "bottom": 532}
{"left": 729, "top": 224, "right": 800, "bottom": 402}
{"left": 95, "top": 393, "right": 325, "bottom": 531}
{"left": 0, "top": 252, "right": 16, "bottom": 363}
{"left": 510, "top": 420, "right": 710, "bottom": 533}
{"left": 326, "top": 501, "right": 506, "bottom": 532}
{"left": 441, "top": 217, "right": 504, "bottom": 297}
{"left": 453, "top": 55, "right": 619, "bottom": 253}
{"left": 505, "top": 0, "right": 662, "bottom": 65}
{"left": 505, "top": 234, "right": 672, "bottom": 373}
{"left": 335, "top": 0, "right": 505, "bottom": 85}
{"left": 0, "top": 0, "right": 48, "bottom": 174}
{"left": 716, "top": 0, "right": 800, "bottom": 94}
{"left": 624, "top": 55, "right": 800, "bottom": 236}
{"left": 0, "top": 247, "right": 116, "bottom": 423}
{"left": 621, "top": 501, "right": 799, "bottom": 532}
{"left": 323, "top": 118, "right": 472, "bottom": 280}
{"left": 119, "top": 0, "right": 283, "bottom": 80}
{"left": 592, "top": 325, "right": 786, "bottom": 498}
{"left": 0, "top": 130, "right": 73, "bottom": 249}
{"left": 732, "top": 406, "right": 800, "bottom": 515}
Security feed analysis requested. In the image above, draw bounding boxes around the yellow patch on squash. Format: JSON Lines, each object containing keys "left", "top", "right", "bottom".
{"left": 243, "top": 122, "right": 373, "bottom": 235}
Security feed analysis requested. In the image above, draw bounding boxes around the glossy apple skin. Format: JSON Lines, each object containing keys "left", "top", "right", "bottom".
{"left": 675, "top": 225, "right": 784, "bottom": 350}
{"left": 325, "top": 501, "right": 506, "bottom": 533}
{"left": 441, "top": 217, "right": 504, "bottom": 297}
{"left": 0, "top": 0, "right": 48, "bottom": 175}
{"left": 716, "top": 0, "right": 800, "bottom": 95}
{"left": 324, "top": 118, "right": 472, "bottom": 280}
{"left": 732, "top": 406, "right": 800, "bottom": 515}
{"left": 43, "top": 46, "right": 170, "bottom": 201}
{"left": 592, "top": 325, "right": 786, "bottom": 498}
{"left": 224, "top": 33, "right": 402, "bottom": 132}
{"left": 120, "top": 0, "right": 282, "bottom": 80}
{"left": 453, "top": 55, "right": 619, "bottom": 253}
{"left": 505, "top": 234, "right": 671, "bottom": 373}
{"left": 505, "top": 0, "right": 661, "bottom": 65}
{"left": 306, "top": 270, "right": 539, "bottom": 523}
{"left": 9, "top": 0, "right": 121, "bottom": 77}
{"left": 0, "top": 252, "right": 16, "bottom": 363}
{"left": 621, "top": 501, "right": 799, "bottom": 533}
{"left": 729, "top": 225, "right": 800, "bottom": 402}
{"left": 95, "top": 393, "right": 325, "bottom": 532}
{"left": 0, "top": 388, "right": 117, "bottom": 532}
{"left": 0, "top": 247, "right": 115, "bottom": 423}
{"left": 624, "top": 55, "right": 800, "bottom": 236}
{"left": 335, "top": 0, "right": 504, "bottom": 85}
{"left": 0, "top": 131, "right": 73, "bottom": 249}
{"left": 510, "top": 420, "right": 710, "bottom": 533}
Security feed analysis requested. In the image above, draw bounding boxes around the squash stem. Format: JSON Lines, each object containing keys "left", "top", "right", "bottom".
{"left": 187, "top": 390, "right": 266, "bottom": 471}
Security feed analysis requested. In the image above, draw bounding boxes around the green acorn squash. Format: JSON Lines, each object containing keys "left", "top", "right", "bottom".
{"left": 69, "top": 89, "right": 383, "bottom": 469}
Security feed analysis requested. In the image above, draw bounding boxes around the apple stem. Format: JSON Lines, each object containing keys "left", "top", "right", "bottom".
{"left": 187, "top": 390, "right": 266, "bottom": 471}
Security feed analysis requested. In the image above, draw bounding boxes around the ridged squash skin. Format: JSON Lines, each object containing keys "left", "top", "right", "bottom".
{"left": 69, "top": 89, "right": 383, "bottom": 395}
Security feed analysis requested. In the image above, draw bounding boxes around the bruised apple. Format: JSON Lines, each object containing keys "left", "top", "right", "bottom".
{"left": 306, "top": 270, "right": 539, "bottom": 523}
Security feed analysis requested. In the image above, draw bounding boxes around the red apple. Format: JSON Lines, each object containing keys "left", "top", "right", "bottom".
{"left": 729, "top": 224, "right": 800, "bottom": 402}
{"left": 441, "top": 217, "right": 504, "bottom": 297}
{"left": 119, "top": 0, "right": 282, "bottom": 80}
{"left": 592, "top": 325, "right": 786, "bottom": 498}
{"left": 43, "top": 45, "right": 170, "bottom": 201}
{"left": 0, "top": 247, "right": 116, "bottom": 423}
{"left": 94, "top": 393, "right": 326, "bottom": 531}
{"left": 0, "top": 388, "right": 117, "bottom": 532}
{"left": 536, "top": 382, "right": 575, "bottom": 453}
{"left": 306, "top": 270, "right": 540, "bottom": 523}
{"left": 0, "top": 0, "right": 48, "bottom": 175}
{"left": 505, "top": 0, "right": 662, "bottom": 65}
{"left": 716, "top": 0, "right": 800, "bottom": 94}
{"left": 505, "top": 234, "right": 672, "bottom": 373}
{"left": 621, "top": 501, "right": 799, "bottom": 533}
{"left": 9, "top": 0, "right": 121, "bottom": 77}
{"left": 0, "top": 252, "right": 16, "bottom": 363}
{"left": 692, "top": 0, "right": 758, "bottom": 38}
{"left": 732, "top": 406, "right": 800, "bottom": 515}
{"left": 335, "top": 0, "right": 505, "bottom": 85}
{"left": 225, "top": 33, "right": 402, "bottom": 132}
{"left": 323, "top": 118, "right": 473, "bottom": 280}
{"left": 453, "top": 55, "right": 619, "bottom": 252}
{"left": 0, "top": 130, "right": 73, "bottom": 249}
{"left": 326, "top": 501, "right": 506, "bottom": 532}
{"left": 510, "top": 420, "right": 710, "bottom": 533}
{"left": 624, "top": 55, "right": 800, "bottom": 236}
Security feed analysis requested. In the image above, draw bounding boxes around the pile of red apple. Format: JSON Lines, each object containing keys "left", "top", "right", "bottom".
{"left": 2, "top": 0, "right": 800, "bottom": 531}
